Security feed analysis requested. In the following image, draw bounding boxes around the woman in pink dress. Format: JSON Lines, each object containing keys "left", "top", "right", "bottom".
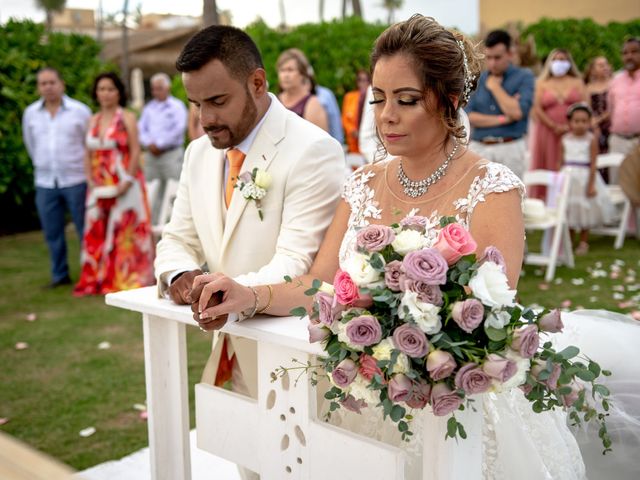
{"left": 530, "top": 49, "right": 586, "bottom": 196}
{"left": 74, "top": 72, "right": 155, "bottom": 295}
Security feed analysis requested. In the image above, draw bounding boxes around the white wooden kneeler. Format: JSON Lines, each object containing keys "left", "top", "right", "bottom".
{"left": 106, "top": 287, "right": 483, "bottom": 480}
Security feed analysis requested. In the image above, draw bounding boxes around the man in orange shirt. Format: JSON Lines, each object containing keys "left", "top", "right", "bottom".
{"left": 341, "top": 69, "right": 370, "bottom": 153}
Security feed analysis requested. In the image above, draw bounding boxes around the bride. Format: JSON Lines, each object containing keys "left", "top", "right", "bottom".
{"left": 191, "top": 15, "right": 637, "bottom": 480}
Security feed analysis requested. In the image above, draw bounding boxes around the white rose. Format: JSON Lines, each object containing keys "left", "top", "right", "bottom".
{"left": 398, "top": 291, "right": 442, "bottom": 334}
{"left": 391, "top": 352, "right": 410, "bottom": 374}
{"left": 349, "top": 373, "right": 380, "bottom": 406}
{"left": 391, "top": 229, "right": 427, "bottom": 255}
{"left": 492, "top": 350, "right": 530, "bottom": 392}
{"left": 371, "top": 338, "right": 395, "bottom": 361}
{"left": 254, "top": 170, "right": 272, "bottom": 189}
{"left": 344, "top": 253, "right": 381, "bottom": 286}
{"left": 469, "top": 262, "right": 516, "bottom": 308}
{"left": 318, "top": 282, "right": 335, "bottom": 295}
{"left": 485, "top": 309, "right": 512, "bottom": 329}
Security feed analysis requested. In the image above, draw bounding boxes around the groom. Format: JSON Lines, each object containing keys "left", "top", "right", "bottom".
{"left": 155, "top": 25, "right": 343, "bottom": 405}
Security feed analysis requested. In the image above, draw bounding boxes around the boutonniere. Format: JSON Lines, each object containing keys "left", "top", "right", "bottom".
{"left": 235, "top": 167, "right": 272, "bottom": 220}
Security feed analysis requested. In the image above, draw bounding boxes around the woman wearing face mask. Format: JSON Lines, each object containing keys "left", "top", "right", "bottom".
{"left": 530, "top": 49, "right": 587, "bottom": 197}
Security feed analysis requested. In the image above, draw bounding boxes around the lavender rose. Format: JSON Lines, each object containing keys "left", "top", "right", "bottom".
{"left": 400, "top": 215, "right": 428, "bottom": 232}
{"left": 392, "top": 323, "right": 429, "bottom": 358}
{"left": 340, "top": 394, "right": 367, "bottom": 413}
{"left": 345, "top": 315, "right": 382, "bottom": 347}
{"left": 405, "top": 380, "right": 432, "bottom": 409}
{"left": 562, "top": 381, "right": 583, "bottom": 407}
{"left": 238, "top": 171, "right": 252, "bottom": 183}
{"left": 401, "top": 278, "right": 444, "bottom": 305}
{"left": 531, "top": 360, "right": 562, "bottom": 390}
{"left": 331, "top": 358, "right": 358, "bottom": 388}
{"left": 384, "top": 260, "right": 404, "bottom": 291}
{"left": 451, "top": 298, "right": 485, "bottom": 333}
{"left": 356, "top": 224, "right": 396, "bottom": 252}
{"left": 315, "top": 292, "right": 343, "bottom": 327}
{"left": 479, "top": 246, "right": 506, "bottom": 273}
{"left": 538, "top": 309, "right": 564, "bottom": 333}
{"left": 511, "top": 325, "right": 540, "bottom": 358}
{"left": 402, "top": 248, "right": 448, "bottom": 285}
{"left": 308, "top": 323, "right": 330, "bottom": 343}
{"left": 430, "top": 382, "right": 463, "bottom": 416}
{"left": 426, "top": 350, "right": 457, "bottom": 380}
{"left": 454, "top": 363, "right": 492, "bottom": 394}
{"left": 482, "top": 353, "right": 517, "bottom": 382}
{"left": 388, "top": 374, "right": 412, "bottom": 403}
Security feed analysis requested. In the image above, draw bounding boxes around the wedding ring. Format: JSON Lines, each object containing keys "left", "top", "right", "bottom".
{"left": 203, "top": 271, "right": 210, "bottom": 275}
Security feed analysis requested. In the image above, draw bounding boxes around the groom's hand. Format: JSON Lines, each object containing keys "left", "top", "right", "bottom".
{"left": 168, "top": 269, "right": 203, "bottom": 305}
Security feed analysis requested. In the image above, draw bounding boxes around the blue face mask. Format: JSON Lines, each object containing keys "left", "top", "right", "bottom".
{"left": 550, "top": 59, "right": 571, "bottom": 77}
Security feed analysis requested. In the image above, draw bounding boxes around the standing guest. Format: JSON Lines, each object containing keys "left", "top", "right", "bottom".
{"left": 466, "top": 29, "right": 535, "bottom": 179}
{"left": 187, "top": 102, "right": 205, "bottom": 141}
{"left": 530, "top": 49, "right": 586, "bottom": 175}
{"left": 276, "top": 48, "right": 328, "bottom": 132}
{"left": 608, "top": 38, "right": 640, "bottom": 158}
{"left": 22, "top": 67, "right": 91, "bottom": 288}
{"left": 138, "top": 72, "right": 188, "bottom": 224}
{"left": 341, "top": 69, "right": 371, "bottom": 153}
{"left": 74, "top": 72, "right": 155, "bottom": 296}
{"left": 584, "top": 56, "right": 613, "bottom": 154}
{"left": 315, "top": 82, "right": 345, "bottom": 144}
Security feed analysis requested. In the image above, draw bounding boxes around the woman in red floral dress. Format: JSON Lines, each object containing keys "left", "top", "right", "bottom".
{"left": 74, "top": 72, "right": 155, "bottom": 295}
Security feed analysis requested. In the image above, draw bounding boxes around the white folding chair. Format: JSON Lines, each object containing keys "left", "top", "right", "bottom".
{"left": 523, "top": 169, "right": 575, "bottom": 282}
{"left": 591, "top": 153, "right": 635, "bottom": 249}
{"left": 152, "top": 178, "right": 179, "bottom": 239}
{"left": 145, "top": 179, "right": 160, "bottom": 215}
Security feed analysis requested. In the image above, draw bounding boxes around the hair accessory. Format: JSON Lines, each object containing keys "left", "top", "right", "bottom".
{"left": 457, "top": 39, "right": 475, "bottom": 103}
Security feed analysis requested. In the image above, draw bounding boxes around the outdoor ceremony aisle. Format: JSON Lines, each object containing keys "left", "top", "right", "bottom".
{"left": 76, "top": 430, "right": 240, "bottom": 480}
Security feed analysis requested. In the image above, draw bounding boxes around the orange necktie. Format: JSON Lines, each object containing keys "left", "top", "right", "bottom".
{"left": 225, "top": 148, "right": 246, "bottom": 207}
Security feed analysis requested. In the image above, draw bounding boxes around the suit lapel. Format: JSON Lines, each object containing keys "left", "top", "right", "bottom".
{"left": 221, "top": 97, "right": 286, "bottom": 254}
{"left": 204, "top": 148, "right": 225, "bottom": 249}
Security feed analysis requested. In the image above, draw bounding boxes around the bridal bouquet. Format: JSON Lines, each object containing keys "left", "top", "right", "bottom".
{"left": 284, "top": 216, "right": 612, "bottom": 450}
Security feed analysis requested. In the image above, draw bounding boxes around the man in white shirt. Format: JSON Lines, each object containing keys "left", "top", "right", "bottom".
{"left": 22, "top": 67, "right": 91, "bottom": 288}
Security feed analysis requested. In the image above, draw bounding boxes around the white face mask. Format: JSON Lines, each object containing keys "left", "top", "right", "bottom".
{"left": 550, "top": 59, "right": 571, "bottom": 77}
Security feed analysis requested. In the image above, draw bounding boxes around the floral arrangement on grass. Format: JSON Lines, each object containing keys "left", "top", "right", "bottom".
{"left": 283, "top": 216, "right": 613, "bottom": 450}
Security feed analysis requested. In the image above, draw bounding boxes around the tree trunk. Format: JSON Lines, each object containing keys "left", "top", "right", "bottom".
{"left": 45, "top": 10, "right": 53, "bottom": 31}
{"left": 319, "top": 0, "right": 324, "bottom": 22}
{"left": 351, "top": 0, "right": 362, "bottom": 18}
{"left": 341, "top": 0, "right": 347, "bottom": 19}
{"left": 121, "top": 0, "right": 130, "bottom": 96}
{"left": 278, "top": 0, "right": 286, "bottom": 28}
{"left": 202, "top": 0, "right": 219, "bottom": 27}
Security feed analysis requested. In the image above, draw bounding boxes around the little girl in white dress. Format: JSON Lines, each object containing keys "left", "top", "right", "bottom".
{"left": 560, "top": 102, "right": 614, "bottom": 255}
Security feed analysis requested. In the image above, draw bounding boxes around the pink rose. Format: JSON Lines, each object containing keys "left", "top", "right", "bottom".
{"left": 384, "top": 260, "right": 404, "bottom": 291}
{"left": 511, "top": 325, "right": 540, "bottom": 358}
{"left": 340, "top": 394, "right": 367, "bottom": 413}
{"left": 426, "top": 350, "right": 457, "bottom": 380}
{"left": 356, "top": 224, "right": 396, "bottom": 252}
{"left": 401, "top": 279, "right": 444, "bottom": 305}
{"left": 433, "top": 223, "right": 478, "bottom": 265}
{"left": 388, "top": 374, "right": 412, "bottom": 403}
{"left": 451, "top": 298, "right": 485, "bottom": 333}
{"left": 538, "top": 309, "right": 564, "bottom": 333}
{"left": 333, "top": 270, "right": 360, "bottom": 305}
{"left": 531, "top": 361, "right": 562, "bottom": 390}
{"left": 454, "top": 363, "right": 492, "bottom": 394}
{"left": 358, "top": 354, "right": 384, "bottom": 382}
{"left": 482, "top": 353, "right": 517, "bottom": 382}
{"left": 345, "top": 315, "right": 382, "bottom": 347}
{"left": 331, "top": 358, "right": 358, "bottom": 388}
{"left": 392, "top": 323, "right": 429, "bottom": 358}
{"left": 430, "top": 382, "right": 463, "bottom": 416}
{"left": 520, "top": 383, "right": 534, "bottom": 395}
{"left": 315, "top": 291, "right": 343, "bottom": 327}
{"left": 479, "top": 246, "right": 506, "bottom": 273}
{"left": 308, "top": 323, "right": 330, "bottom": 343}
{"left": 405, "top": 380, "right": 432, "bottom": 409}
{"left": 562, "top": 382, "right": 583, "bottom": 407}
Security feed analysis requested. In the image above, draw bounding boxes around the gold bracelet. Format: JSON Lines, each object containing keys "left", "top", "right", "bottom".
{"left": 257, "top": 285, "right": 273, "bottom": 314}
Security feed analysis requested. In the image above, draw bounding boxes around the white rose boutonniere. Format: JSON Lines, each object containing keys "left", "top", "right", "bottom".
{"left": 235, "top": 167, "right": 271, "bottom": 220}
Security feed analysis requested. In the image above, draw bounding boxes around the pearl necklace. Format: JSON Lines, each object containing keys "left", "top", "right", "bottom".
{"left": 397, "top": 139, "right": 460, "bottom": 198}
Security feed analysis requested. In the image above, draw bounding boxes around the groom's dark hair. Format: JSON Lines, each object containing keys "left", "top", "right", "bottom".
{"left": 176, "top": 25, "right": 264, "bottom": 81}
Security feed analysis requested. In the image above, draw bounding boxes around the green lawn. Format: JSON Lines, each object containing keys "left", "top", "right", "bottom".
{"left": 0, "top": 229, "right": 637, "bottom": 470}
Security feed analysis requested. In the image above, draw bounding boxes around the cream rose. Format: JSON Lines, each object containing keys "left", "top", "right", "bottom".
{"left": 318, "top": 281, "right": 335, "bottom": 295}
{"left": 371, "top": 338, "right": 395, "bottom": 361}
{"left": 349, "top": 373, "right": 380, "bottom": 405}
{"left": 254, "top": 169, "right": 272, "bottom": 189}
{"left": 485, "top": 309, "right": 512, "bottom": 329}
{"left": 399, "top": 291, "right": 442, "bottom": 334}
{"left": 492, "top": 350, "right": 530, "bottom": 392}
{"left": 469, "top": 262, "right": 516, "bottom": 308}
{"left": 391, "top": 229, "right": 427, "bottom": 255}
{"left": 343, "top": 253, "right": 382, "bottom": 286}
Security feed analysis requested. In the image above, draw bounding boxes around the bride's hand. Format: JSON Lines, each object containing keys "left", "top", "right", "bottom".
{"left": 191, "top": 273, "right": 256, "bottom": 330}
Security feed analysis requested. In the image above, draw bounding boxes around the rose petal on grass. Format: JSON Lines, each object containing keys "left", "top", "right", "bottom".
{"left": 554, "top": 278, "right": 563, "bottom": 284}
{"left": 561, "top": 300, "right": 572, "bottom": 308}
{"left": 139, "top": 411, "right": 148, "bottom": 420}
{"left": 0, "top": 418, "right": 9, "bottom": 426}
{"left": 595, "top": 261, "right": 603, "bottom": 268}
{"left": 570, "top": 278, "right": 584, "bottom": 285}
{"left": 591, "top": 285, "right": 601, "bottom": 291}
{"left": 15, "top": 342, "right": 29, "bottom": 350}
{"left": 589, "top": 296, "right": 598, "bottom": 302}
{"left": 613, "top": 293, "right": 625, "bottom": 300}
{"left": 614, "top": 259, "right": 625, "bottom": 266}
{"left": 534, "top": 269, "right": 543, "bottom": 276}
{"left": 25, "top": 313, "right": 37, "bottom": 322}
{"left": 631, "top": 310, "right": 640, "bottom": 321}
{"left": 97, "top": 341, "right": 111, "bottom": 350}
{"left": 613, "top": 285, "right": 625, "bottom": 292}
{"left": 625, "top": 276, "right": 635, "bottom": 283}
{"left": 133, "top": 403, "right": 146, "bottom": 411}
{"left": 79, "top": 427, "right": 96, "bottom": 437}
{"left": 610, "top": 272, "right": 620, "bottom": 279}
{"left": 619, "top": 301, "right": 635, "bottom": 309}
{"left": 538, "top": 283, "right": 550, "bottom": 291}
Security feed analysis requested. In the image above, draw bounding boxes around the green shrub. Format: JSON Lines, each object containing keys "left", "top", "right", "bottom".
{"left": 521, "top": 17, "right": 640, "bottom": 71}
{"left": 0, "top": 20, "right": 106, "bottom": 233}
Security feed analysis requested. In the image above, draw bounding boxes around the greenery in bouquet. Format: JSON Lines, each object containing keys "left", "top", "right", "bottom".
{"left": 281, "top": 216, "right": 613, "bottom": 451}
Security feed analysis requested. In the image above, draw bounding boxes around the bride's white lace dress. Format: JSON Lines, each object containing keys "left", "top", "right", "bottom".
{"left": 329, "top": 158, "right": 593, "bottom": 479}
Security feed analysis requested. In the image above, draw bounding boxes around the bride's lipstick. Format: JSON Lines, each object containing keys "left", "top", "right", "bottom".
{"left": 384, "top": 133, "right": 406, "bottom": 143}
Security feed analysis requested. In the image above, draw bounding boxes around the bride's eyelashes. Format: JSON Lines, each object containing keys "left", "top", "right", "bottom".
{"left": 369, "top": 96, "right": 422, "bottom": 106}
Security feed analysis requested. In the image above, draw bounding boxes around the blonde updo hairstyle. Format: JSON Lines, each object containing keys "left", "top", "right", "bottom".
{"left": 370, "top": 15, "right": 482, "bottom": 145}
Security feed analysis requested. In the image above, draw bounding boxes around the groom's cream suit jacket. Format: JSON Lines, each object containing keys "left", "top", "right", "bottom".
{"left": 155, "top": 95, "right": 344, "bottom": 398}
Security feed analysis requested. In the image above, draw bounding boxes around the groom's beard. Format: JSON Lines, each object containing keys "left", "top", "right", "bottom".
{"left": 204, "top": 89, "right": 258, "bottom": 150}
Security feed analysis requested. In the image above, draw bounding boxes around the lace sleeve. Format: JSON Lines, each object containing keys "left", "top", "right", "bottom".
{"left": 341, "top": 166, "right": 382, "bottom": 229}
{"left": 454, "top": 162, "right": 525, "bottom": 222}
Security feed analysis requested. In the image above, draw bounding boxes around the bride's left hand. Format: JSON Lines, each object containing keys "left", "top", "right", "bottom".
{"left": 191, "top": 273, "right": 256, "bottom": 330}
